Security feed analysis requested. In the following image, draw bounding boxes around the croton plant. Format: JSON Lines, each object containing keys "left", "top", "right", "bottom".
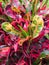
{"left": 0, "top": 0, "right": 49, "bottom": 65}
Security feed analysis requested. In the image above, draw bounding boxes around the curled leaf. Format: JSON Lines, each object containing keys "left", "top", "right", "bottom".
{"left": 31, "top": 15, "right": 44, "bottom": 38}
{"left": 1, "top": 22, "right": 21, "bottom": 36}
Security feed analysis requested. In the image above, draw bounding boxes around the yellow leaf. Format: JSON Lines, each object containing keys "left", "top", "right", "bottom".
{"left": 11, "top": 6, "right": 21, "bottom": 13}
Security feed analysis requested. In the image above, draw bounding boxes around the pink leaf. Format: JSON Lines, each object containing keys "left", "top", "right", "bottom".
{"left": 0, "top": 47, "right": 10, "bottom": 58}
{"left": 13, "top": 42, "right": 18, "bottom": 52}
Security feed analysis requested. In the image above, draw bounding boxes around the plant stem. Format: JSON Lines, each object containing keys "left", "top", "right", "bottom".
{"left": 34, "top": 0, "right": 39, "bottom": 14}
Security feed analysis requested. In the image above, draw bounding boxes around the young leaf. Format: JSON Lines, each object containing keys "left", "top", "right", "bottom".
{"left": 18, "top": 25, "right": 29, "bottom": 38}
{"left": 1, "top": 22, "right": 21, "bottom": 36}
{"left": 32, "top": 15, "right": 44, "bottom": 38}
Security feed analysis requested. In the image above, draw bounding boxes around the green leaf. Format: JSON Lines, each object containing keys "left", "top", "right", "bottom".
{"left": 18, "top": 25, "right": 29, "bottom": 38}
{"left": 33, "top": 52, "right": 46, "bottom": 65}
{"left": 31, "top": 15, "right": 44, "bottom": 38}
{"left": 40, "top": 52, "right": 46, "bottom": 58}
{"left": 1, "top": 22, "right": 21, "bottom": 36}
{"left": 33, "top": 58, "right": 40, "bottom": 65}
{"left": 41, "top": 0, "right": 48, "bottom": 7}
{"left": 0, "top": 15, "right": 12, "bottom": 22}
{"left": 4, "top": 15, "right": 13, "bottom": 22}
{"left": 0, "top": 0, "right": 10, "bottom": 8}
{"left": 19, "top": 0, "right": 22, "bottom": 3}
{"left": 0, "top": 0, "right": 5, "bottom": 8}
{"left": 47, "top": 0, "right": 49, "bottom": 7}
{"left": 0, "top": 0, "right": 3, "bottom": 2}
{"left": 45, "top": 34, "right": 49, "bottom": 40}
